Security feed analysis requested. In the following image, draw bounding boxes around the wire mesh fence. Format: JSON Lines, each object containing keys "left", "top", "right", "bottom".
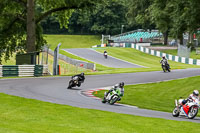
{"left": 40, "top": 46, "right": 95, "bottom": 75}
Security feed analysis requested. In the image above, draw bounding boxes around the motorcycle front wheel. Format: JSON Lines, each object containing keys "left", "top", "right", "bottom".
{"left": 102, "top": 98, "right": 107, "bottom": 103}
{"left": 162, "top": 66, "right": 166, "bottom": 72}
{"left": 172, "top": 107, "right": 180, "bottom": 117}
{"left": 67, "top": 80, "right": 74, "bottom": 89}
{"left": 188, "top": 106, "right": 198, "bottom": 119}
{"left": 109, "top": 94, "right": 119, "bottom": 105}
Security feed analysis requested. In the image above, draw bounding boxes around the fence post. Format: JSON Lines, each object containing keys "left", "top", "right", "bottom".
{"left": 53, "top": 43, "right": 61, "bottom": 75}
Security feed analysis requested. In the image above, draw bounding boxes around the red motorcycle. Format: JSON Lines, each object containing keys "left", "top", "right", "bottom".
{"left": 172, "top": 98, "right": 199, "bottom": 119}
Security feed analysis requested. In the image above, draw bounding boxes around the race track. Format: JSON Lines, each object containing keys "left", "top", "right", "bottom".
{"left": 63, "top": 48, "right": 143, "bottom": 68}
{"left": 0, "top": 68, "right": 200, "bottom": 123}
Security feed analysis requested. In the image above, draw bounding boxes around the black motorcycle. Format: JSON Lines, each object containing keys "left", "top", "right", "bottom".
{"left": 161, "top": 62, "right": 170, "bottom": 72}
{"left": 104, "top": 51, "right": 108, "bottom": 59}
{"left": 68, "top": 76, "right": 82, "bottom": 89}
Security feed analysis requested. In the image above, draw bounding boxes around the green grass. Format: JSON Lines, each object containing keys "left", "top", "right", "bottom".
{"left": 94, "top": 47, "right": 200, "bottom": 69}
{"left": 0, "top": 93, "right": 200, "bottom": 133}
{"left": 55, "top": 47, "right": 200, "bottom": 75}
{"left": 45, "top": 35, "right": 101, "bottom": 49}
{"left": 2, "top": 35, "right": 200, "bottom": 75}
{"left": 47, "top": 53, "right": 92, "bottom": 75}
{"left": 159, "top": 49, "right": 200, "bottom": 59}
{"left": 94, "top": 76, "right": 200, "bottom": 113}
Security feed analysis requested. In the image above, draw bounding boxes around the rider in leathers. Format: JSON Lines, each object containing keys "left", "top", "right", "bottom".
{"left": 105, "top": 82, "right": 124, "bottom": 99}
{"left": 72, "top": 72, "right": 85, "bottom": 87}
{"left": 160, "top": 56, "right": 169, "bottom": 65}
{"left": 160, "top": 56, "right": 170, "bottom": 69}
{"left": 181, "top": 90, "right": 199, "bottom": 105}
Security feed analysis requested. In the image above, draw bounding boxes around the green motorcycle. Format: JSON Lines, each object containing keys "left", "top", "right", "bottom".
{"left": 102, "top": 88, "right": 121, "bottom": 105}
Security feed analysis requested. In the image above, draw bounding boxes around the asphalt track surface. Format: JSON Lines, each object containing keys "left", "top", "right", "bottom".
{"left": 0, "top": 68, "right": 200, "bottom": 123}
{"left": 63, "top": 48, "right": 143, "bottom": 68}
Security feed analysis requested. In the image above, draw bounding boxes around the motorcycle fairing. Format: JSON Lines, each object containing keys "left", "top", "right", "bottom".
{"left": 182, "top": 105, "right": 190, "bottom": 116}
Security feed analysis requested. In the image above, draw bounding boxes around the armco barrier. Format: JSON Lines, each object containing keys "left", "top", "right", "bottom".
{"left": 3, "top": 65, "right": 18, "bottom": 77}
{"left": 18, "top": 65, "right": 34, "bottom": 77}
{"left": 0, "top": 65, "right": 49, "bottom": 77}
{"left": 44, "top": 47, "right": 96, "bottom": 71}
{"left": 92, "top": 43, "right": 200, "bottom": 65}
{"left": 43, "top": 65, "right": 49, "bottom": 76}
{"left": 34, "top": 65, "right": 43, "bottom": 77}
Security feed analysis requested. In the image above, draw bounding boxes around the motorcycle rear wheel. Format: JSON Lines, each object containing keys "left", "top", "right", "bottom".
{"left": 188, "top": 106, "right": 198, "bottom": 119}
{"left": 172, "top": 107, "right": 180, "bottom": 117}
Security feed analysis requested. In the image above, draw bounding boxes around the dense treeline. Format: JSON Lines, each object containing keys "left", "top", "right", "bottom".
{"left": 1, "top": 0, "right": 200, "bottom": 63}
{"left": 41, "top": 0, "right": 200, "bottom": 46}
{"left": 41, "top": 0, "right": 139, "bottom": 35}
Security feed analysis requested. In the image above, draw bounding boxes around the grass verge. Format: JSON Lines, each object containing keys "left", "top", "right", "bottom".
{"left": 57, "top": 47, "right": 200, "bottom": 75}
{"left": 45, "top": 35, "right": 101, "bottom": 50}
{"left": 94, "top": 47, "right": 200, "bottom": 69}
{"left": 159, "top": 49, "right": 200, "bottom": 59}
{"left": 94, "top": 76, "right": 200, "bottom": 113}
{"left": 0, "top": 93, "right": 200, "bottom": 133}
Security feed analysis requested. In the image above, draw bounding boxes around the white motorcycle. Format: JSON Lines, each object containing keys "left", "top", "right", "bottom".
{"left": 102, "top": 89, "right": 121, "bottom": 105}
{"left": 172, "top": 97, "right": 199, "bottom": 119}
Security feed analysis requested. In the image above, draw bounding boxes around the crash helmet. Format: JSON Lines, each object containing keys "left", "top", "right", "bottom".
{"left": 119, "top": 82, "right": 124, "bottom": 88}
{"left": 81, "top": 72, "right": 84, "bottom": 76}
{"left": 114, "top": 84, "right": 119, "bottom": 89}
{"left": 162, "top": 56, "right": 165, "bottom": 59}
{"left": 193, "top": 90, "right": 199, "bottom": 96}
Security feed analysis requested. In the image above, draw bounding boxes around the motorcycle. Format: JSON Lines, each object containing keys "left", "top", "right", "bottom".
{"left": 102, "top": 88, "right": 121, "bottom": 105}
{"left": 104, "top": 52, "right": 108, "bottom": 59}
{"left": 67, "top": 76, "right": 81, "bottom": 89}
{"left": 161, "top": 62, "right": 170, "bottom": 72}
{"left": 172, "top": 98, "right": 199, "bottom": 119}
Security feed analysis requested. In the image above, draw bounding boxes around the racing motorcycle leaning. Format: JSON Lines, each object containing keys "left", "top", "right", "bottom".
{"left": 172, "top": 98, "right": 199, "bottom": 119}
{"left": 67, "top": 76, "right": 82, "bottom": 89}
{"left": 161, "top": 61, "right": 170, "bottom": 72}
{"left": 102, "top": 88, "right": 121, "bottom": 105}
{"left": 103, "top": 51, "right": 108, "bottom": 59}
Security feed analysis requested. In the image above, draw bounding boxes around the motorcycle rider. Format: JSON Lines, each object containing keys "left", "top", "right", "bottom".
{"left": 181, "top": 90, "right": 199, "bottom": 105}
{"left": 72, "top": 72, "right": 85, "bottom": 87}
{"left": 104, "top": 82, "right": 125, "bottom": 99}
{"left": 160, "top": 56, "right": 170, "bottom": 69}
{"left": 103, "top": 51, "right": 108, "bottom": 58}
{"left": 160, "top": 56, "right": 169, "bottom": 65}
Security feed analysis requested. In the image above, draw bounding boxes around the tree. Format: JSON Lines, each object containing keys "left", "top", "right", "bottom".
{"left": 170, "top": 0, "right": 200, "bottom": 45}
{"left": 0, "top": 0, "right": 99, "bottom": 63}
{"left": 149, "top": 0, "right": 173, "bottom": 45}
{"left": 126, "top": 0, "right": 154, "bottom": 30}
{"left": 68, "top": 0, "right": 129, "bottom": 35}
{"left": 90, "top": 0, "right": 128, "bottom": 35}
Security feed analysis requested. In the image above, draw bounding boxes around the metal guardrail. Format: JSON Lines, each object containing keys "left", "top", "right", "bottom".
{"left": 45, "top": 47, "right": 96, "bottom": 71}
{"left": 2, "top": 65, "right": 18, "bottom": 77}
{"left": 0, "top": 65, "right": 49, "bottom": 77}
{"left": 18, "top": 65, "right": 35, "bottom": 77}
